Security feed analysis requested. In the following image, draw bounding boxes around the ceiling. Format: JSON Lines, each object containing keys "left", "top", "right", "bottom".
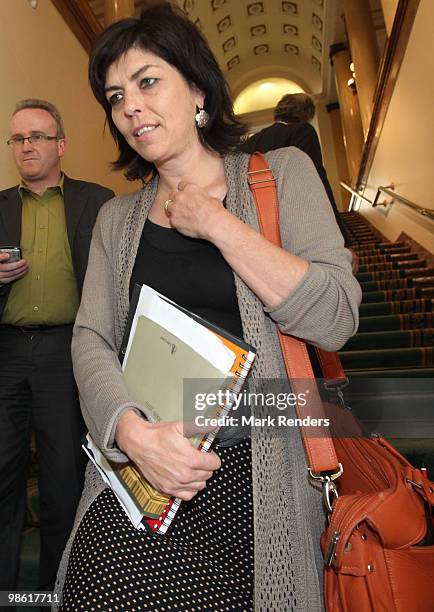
{"left": 87, "top": 0, "right": 386, "bottom": 108}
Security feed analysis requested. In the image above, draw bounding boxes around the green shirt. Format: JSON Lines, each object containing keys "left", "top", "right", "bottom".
{"left": 1, "top": 175, "right": 79, "bottom": 325}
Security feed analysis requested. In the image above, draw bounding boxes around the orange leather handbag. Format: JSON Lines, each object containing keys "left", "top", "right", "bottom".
{"left": 248, "top": 152, "right": 434, "bottom": 611}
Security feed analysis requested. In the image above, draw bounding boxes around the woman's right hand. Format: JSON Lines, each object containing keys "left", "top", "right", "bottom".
{"left": 115, "top": 410, "right": 221, "bottom": 500}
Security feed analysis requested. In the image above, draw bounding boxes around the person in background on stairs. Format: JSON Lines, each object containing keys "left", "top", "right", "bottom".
{"left": 53, "top": 5, "right": 361, "bottom": 611}
{"left": 0, "top": 98, "right": 114, "bottom": 597}
{"left": 240, "top": 93, "right": 359, "bottom": 272}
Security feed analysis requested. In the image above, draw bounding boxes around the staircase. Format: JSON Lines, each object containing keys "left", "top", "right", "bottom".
{"left": 338, "top": 212, "right": 434, "bottom": 475}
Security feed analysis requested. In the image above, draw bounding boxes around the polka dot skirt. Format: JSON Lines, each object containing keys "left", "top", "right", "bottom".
{"left": 61, "top": 439, "right": 254, "bottom": 611}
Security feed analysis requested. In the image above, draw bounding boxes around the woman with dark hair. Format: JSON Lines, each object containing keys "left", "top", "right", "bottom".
{"left": 55, "top": 4, "right": 361, "bottom": 611}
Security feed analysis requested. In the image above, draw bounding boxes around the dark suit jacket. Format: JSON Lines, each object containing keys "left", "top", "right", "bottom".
{"left": 240, "top": 122, "right": 352, "bottom": 246}
{"left": 0, "top": 175, "right": 114, "bottom": 317}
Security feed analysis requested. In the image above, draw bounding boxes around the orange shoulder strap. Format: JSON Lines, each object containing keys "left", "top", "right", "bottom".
{"left": 247, "top": 152, "right": 342, "bottom": 473}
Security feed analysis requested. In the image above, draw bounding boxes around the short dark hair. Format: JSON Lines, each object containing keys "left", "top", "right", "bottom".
{"left": 89, "top": 3, "right": 246, "bottom": 181}
{"left": 274, "top": 93, "right": 315, "bottom": 124}
{"left": 13, "top": 98, "right": 65, "bottom": 138}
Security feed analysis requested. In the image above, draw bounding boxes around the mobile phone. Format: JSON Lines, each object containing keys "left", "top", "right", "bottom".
{"left": 0, "top": 246, "right": 22, "bottom": 263}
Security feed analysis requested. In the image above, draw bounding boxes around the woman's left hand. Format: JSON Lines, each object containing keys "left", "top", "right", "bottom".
{"left": 166, "top": 181, "right": 228, "bottom": 240}
{"left": 165, "top": 180, "right": 309, "bottom": 312}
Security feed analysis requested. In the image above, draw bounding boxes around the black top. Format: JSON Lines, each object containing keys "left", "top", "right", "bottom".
{"left": 130, "top": 219, "right": 243, "bottom": 339}
{"left": 240, "top": 122, "right": 352, "bottom": 247}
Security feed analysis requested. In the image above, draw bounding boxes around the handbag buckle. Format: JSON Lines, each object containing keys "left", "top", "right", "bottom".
{"left": 247, "top": 167, "right": 273, "bottom": 185}
{"left": 323, "top": 377, "right": 350, "bottom": 410}
{"left": 323, "top": 377, "right": 349, "bottom": 391}
{"left": 324, "top": 529, "right": 341, "bottom": 566}
{"left": 308, "top": 463, "right": 343, "bottom": 513}
{"left": 323, "top": 478, "right": 339, "bottom": 514}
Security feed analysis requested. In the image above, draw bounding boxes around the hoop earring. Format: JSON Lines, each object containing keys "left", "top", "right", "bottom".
{"left": 195, "top": 107, "right": 209, "bottom": 128}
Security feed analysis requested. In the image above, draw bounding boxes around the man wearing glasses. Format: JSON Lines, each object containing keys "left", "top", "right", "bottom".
{"left": 0, "top": 99, "right": 114, "bottom": 594}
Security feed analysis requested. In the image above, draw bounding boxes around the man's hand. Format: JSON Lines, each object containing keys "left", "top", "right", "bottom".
{"left": 349, "top": 248, "right": 359, "bottom": 274}
{"left": 0, "top": 253, "right": 29, "bottom": 284}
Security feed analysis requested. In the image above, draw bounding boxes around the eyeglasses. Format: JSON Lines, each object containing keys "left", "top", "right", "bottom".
{"left": 6, "top": 134, "right": 59, "bottom": 147}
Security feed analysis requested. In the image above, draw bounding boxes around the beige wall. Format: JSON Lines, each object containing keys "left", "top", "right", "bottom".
{"left": 0, "top": 0, "right": 137, "bottom": 195}
{"left": 359, "top": 0, "right": 434, "bottom": 253}
{"left": 380, "top": 0, "right": 400, "bottom": 36}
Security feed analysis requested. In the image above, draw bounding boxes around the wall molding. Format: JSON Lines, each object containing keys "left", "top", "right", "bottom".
{"left": 51, "top": 0, "right": 102, "bottom": 54}
{"left": 356, "top": 0, "right": 420, "bottom": 189}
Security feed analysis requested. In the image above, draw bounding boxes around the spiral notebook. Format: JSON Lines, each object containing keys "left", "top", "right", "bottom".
{"left": 84, "top": 284, "right": 256, "bottom": 535}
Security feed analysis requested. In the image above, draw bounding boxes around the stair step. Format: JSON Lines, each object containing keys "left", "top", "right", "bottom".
{"left": 345, "top": 225, "right": 373, "bottom": 230}
{"left": 388, "top": 439, "right": 434, "bottom": 478}
{"left": 357, "top": 268, "right": 434, "bottom": 282}
{"left": 360, "top": 277, "right": 434, "bottom": 292}
{"left": 361, "top": 287, "right": 434, "bottom": 303}
{"left": 375, "top": 241, "right": 408, "bottom": 249}
{"left": 404, "top": 268, "right": 434, "bottom": 277}
{"left": 348, "top": 230, "right": 377, "bottom": 236}
{"left": 357, "top": 312, "right": 434, "bottom": 332}
{"left": 360, "top": 280, "right": 408, "bottom": 291}
{"left": 340, "top": 379, "right": 434, "bottom": 439}
{"left": 347, "top": 367, "right": 434, "bottom": 377}
{"left": 339, "top": 346, "right": 434, "bottom": 369}
{"left": 360, "top": 279, "right": 410, "bottom": 291}
{"left": 359, "top": 298, "right": 434, "bottom": 317}
{"left": 342, "top": 328, "right": 434, "bottom": 350}
{"left": 379, "top": 245, "right": 411, "bottom": 254}
{"left": 355, "top": 246, "right": 412, "bottom": 257}
{"left": 353, "top": 237, "right": 380, "bottom": 244}
{"left": 358, "top": 253, "right": 419, "bottom": 264}
{"left": 357, "top": 259, "right": 426, "bottom": 273}
{"left": 414, "top": 276, "right": 434, "bottom": 287}
{"left": 354, "top": 241, "right": 407, "bottom": 253}
{"left": 346, "top": 382, "right": 434, "bottom": 439}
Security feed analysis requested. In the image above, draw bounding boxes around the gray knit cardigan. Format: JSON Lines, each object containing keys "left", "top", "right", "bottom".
{"left": 54, "top": 148, "right": 361, "bottom": 611}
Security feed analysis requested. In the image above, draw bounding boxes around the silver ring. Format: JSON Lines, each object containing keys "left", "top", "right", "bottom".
{"left": 164, "top": 199, "right": 173, "bottom": 216}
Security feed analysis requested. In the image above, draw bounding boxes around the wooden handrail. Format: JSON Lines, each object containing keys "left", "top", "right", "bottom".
{"left": 51, "top": 0, "right": 102, "bottom": 54}
{"left": 356, "top": 0, "right": 420, "bottom": 190}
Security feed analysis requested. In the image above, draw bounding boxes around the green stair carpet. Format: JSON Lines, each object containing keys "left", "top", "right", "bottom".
{"left": 344, "top": 328, "right": 434, "bottom": 350}
{"left": 358, "top": 312, "right": 434, "bottom": 332}
{"left": 339, "top": 212, "right": 434, "bottom": 476}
